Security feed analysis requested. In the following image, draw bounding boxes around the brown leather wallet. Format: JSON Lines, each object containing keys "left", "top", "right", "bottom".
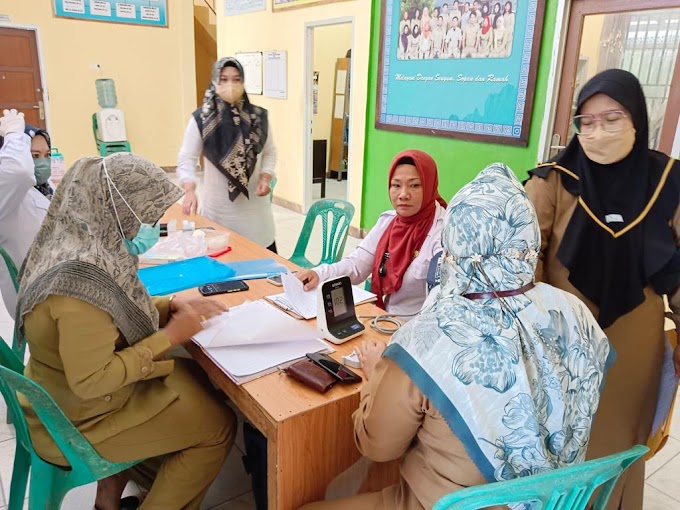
{"left": 285, "top": 359, "right": 337, "bottom": 393}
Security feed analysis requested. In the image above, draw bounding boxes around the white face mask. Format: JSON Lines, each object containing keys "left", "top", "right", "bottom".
{"left": 578, "top": 126, "right": 636, "bottom": 165}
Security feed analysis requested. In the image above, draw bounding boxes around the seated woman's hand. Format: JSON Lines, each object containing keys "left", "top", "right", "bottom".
{"left": 171, "top": 296, "right": 227, "bottom": 321}
{"left": 357, "top": 339, "right": 387, "bottom": 380}
{"left": 163, "top": 304, "right": 205, "bottom": 346}
{"left": 296, "top": 269, "right": 320, "bottom": 291}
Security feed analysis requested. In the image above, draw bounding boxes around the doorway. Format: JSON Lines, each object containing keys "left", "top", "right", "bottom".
{"left": 549, "top": 0, "right": 680, "bottom": 158}
{"left": 304, "top": 19, "right": 354, "bottom": 210}
{"left": 0, "top": 27, "right": 46, "bottom": 129}
{"left": 193, "top": 0, "right": 218, "bottom": 107}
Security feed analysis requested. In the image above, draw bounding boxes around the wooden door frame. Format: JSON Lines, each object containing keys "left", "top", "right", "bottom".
{"left": 0, "top": 24, "right": 50, "bottom": 131}
{"left": 554, "top": 0, "right": 680, "bottom": 154}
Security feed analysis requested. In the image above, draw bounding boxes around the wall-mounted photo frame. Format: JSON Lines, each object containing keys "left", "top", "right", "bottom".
{"left": 376, "top": 0, "right": 546, "bottom": 146}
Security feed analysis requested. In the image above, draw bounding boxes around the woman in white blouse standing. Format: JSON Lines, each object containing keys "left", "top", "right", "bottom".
{"left": 178, "top": 57, "right": 278, "bottom": 251}
{"left": 297, "top": 150, "right": 446, "bottom": 317}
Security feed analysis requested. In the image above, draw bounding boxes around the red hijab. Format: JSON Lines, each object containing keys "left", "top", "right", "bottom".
{"left": 371, "top": 150, "right": 446, "bottom": 309}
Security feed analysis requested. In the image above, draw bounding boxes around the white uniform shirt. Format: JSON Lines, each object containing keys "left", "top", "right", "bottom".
{"left": 0, "top": 133, "right": 49, "bottom": 319}
{"left": 177, "top": 116, "right": 278, "bottom": 247}
{"left": 314, "top": 202, "right": 445, "bottom": 317}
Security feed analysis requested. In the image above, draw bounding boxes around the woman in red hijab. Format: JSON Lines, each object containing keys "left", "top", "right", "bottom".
{"left": 297, "top": 149, "right": 446, "bottom": 317}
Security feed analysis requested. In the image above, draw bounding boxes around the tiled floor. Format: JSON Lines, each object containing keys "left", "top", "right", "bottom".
{"left": 1, "top": 179, "right": 679, "bottom": 508}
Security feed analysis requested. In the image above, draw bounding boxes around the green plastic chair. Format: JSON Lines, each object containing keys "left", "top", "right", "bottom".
{"left": 0, "top": 245, "right": 19, "bottom": 293}
{"left": 269, "top": 176, "right": 277, "bottom": 203}
{"left": 0, "top": 339, "right": 143, "bottom": 510}
{"left": 433, "top": 445, "right": 648, "bottom": 510}
{"left": 0, "top": 245, "right": 26, "bottom": 363}
{"left": 92, "top": 114, "right": 131, "bottom": 156}
{"left": 289, "top": 199, "right": 355, "bottom": 269}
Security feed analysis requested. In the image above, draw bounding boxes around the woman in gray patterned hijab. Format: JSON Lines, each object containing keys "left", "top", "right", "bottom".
{"left": 15, "top": 153, "right": 236, "bottom": 510}
{"left": 17, "top": 153, "right": 183, "bottom": 343}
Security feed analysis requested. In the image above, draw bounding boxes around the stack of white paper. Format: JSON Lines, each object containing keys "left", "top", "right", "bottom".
{"left": 193, "top": 300, "right": 332, "bottom": 382}
{"left": 265, "top": 272, "right": 376, "bottom": 319}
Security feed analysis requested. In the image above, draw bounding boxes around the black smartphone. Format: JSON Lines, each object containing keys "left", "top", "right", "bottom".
{"left": 198, "top": 280, "right": 249, "bottom": 296}
{"left": 307, "top": 352, "right": 362, "bottom": 384}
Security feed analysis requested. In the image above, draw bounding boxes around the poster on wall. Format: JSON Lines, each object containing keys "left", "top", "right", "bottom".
{"left": 53, "top": 0, "right": 168, "bottom": 27}
{"left": 376, "top": 0, "right": 546, "bottom": 145}
{"left": 272, "top": 0, "right": 351, "bottom": 12}
{"left": 235, "top": 52, "right": 264, "bottom": 95}
{"left": 225, "top": 0, "right": 266, "bottom": 16}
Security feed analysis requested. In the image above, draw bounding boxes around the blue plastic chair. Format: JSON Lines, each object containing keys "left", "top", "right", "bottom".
{"left": 289, "top": 199, "right": 355, "bottom": 269}
{"left": 433, "top": 445, "right": 648, "bottom": 510}
{"left": 0, "top": 338, "right": 143, "bottom": 510}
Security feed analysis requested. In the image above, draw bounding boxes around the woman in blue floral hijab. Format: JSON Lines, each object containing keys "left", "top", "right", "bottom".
{"left": 301, "top": 163, "right": 612, "bottom": 510}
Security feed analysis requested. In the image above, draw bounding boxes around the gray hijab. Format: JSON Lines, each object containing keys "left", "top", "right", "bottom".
{"left": 17, "top": 153, "right": 184, "bottom": 346}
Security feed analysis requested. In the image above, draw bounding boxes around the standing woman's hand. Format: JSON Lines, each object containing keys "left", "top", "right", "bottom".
{"left": 255, "top": 174, "right": 272, "bottom": 197}
{"left": 182, "top": 182, "right": 199, "bottom": 215}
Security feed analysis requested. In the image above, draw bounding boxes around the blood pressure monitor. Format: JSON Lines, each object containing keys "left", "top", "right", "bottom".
{"left": 317, "top": 276, "right": 365, "bottom": 344}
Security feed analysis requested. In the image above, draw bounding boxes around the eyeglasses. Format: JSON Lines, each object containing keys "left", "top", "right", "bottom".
{"left": 572, "top": 110, "right": 628, "bottom": 135}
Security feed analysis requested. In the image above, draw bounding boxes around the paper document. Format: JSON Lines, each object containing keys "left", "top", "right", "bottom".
{"left": 193, "top": 300, "right": 320, "bottom": 348}
{"left": 192, "top": 300, "right": 332, "bottom": 380}
{"left": 268, "top": 273, "right": 376, "bottom": 320}
{"left": 651, "top": 339, "right": 680, "bottom": 435}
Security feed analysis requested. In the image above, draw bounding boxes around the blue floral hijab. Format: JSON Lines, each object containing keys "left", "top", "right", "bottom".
{"left": 385, "top": 163, "right": 612, "bottom": 487}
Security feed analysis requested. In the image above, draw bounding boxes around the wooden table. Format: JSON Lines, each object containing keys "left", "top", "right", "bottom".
{"left": 161, "top": 205, "right": 397, "bottom": 510}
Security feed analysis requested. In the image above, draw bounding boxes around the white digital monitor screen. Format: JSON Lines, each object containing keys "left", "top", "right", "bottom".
{"left": 331, "top": 287, "right": 348, "bottom": 317}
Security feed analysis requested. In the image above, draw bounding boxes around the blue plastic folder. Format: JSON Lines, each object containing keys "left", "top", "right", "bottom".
{"left": 139, "top": 257, "right": 288, "bottom": 296}
{"left": 139, "top": 257, "right": 236, "bottom": 296}
{"left": 222, "top": 259, "right": 288, "bottom": 281}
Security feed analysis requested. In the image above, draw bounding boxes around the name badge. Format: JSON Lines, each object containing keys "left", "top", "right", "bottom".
{"left": 605, "top": 214, "right": 624, "bottom": 224}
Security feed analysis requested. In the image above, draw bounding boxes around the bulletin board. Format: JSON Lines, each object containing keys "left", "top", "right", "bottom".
{"left": 225, "top": 0, "right": 266, "bottom": 15}
{"left": 235, "top": 52, "right": 264, "bottom": 95}
{"left": 53, "top": 0, "right": 168, "bottom": 27}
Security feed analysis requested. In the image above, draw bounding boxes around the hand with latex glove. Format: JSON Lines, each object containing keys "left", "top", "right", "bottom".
{"left": 0, "top": 109, "right": 26, "bottom": 137}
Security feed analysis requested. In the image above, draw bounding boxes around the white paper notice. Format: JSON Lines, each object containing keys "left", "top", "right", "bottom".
{"left": 115, "top": 3, "right": 136, "bottom": 18}
{"left": 235, "top": 52, "right": 263, "bottom": 95}
{"left": 140, "top": 6, "right": 160, "bottom": 20}
{"left": 334, "top": 95, "right": 345, "bottom": 120}
{"left": 90, "top": 0, "right": 112, "bottom": 16}
{"left": 264, "top": 51, "right": 287, "bottom": 99}
{"left": 63, "top": 0, "right": 85, "bottom": 13}
{"left": 335, "top": 70, "right": 347, "bottom": 94}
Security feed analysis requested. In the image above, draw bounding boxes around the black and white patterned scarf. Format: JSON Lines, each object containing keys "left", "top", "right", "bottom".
{"left": 193, "top": 57, "right": 269, "bottom": 201}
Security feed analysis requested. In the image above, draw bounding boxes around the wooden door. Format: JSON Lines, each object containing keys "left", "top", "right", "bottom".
{"left": 0, "top": 28, "right": 46, "bottom": 129}
{"left": 550, "top": 0, "right": 680, "bottom": 158}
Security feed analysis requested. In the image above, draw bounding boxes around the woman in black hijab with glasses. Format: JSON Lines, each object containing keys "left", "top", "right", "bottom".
{"left": 525, "top": 69, "right": 680, "bottom": 510}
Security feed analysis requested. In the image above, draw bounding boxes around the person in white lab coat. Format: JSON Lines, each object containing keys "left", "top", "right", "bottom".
{"left": 178, "top": 57, "right": 278, "bottom": 251}
{"left": 0, "top": 109, "right": 52, "bottom": 319}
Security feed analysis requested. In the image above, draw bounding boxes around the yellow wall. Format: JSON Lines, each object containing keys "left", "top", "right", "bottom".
{"left": 194, "top": 4, "right": 217, "bottom": 106}
{"left": 0, "top": 0, "right": 196, "bottom": 167}
{"left": 216, "top": 0, "right": 368, "bottom": 228}
{"left": 312, "top": 23, "right": 352, "bottom": 153}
